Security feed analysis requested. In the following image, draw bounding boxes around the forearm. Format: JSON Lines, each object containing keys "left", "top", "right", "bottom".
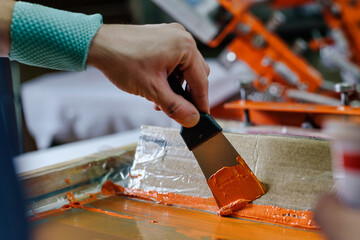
{"left": 0, "top": 0, "right": 15, "bottom": 57}
{"left": 8, "top": 2, "right": 102, "bottom": 71}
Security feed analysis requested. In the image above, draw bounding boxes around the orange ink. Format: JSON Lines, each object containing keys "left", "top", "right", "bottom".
{"left": 207, "top": 156, "right": 266, "bottom": 215}
{"left": 101, "top": 181, "right": 317, "bottom": 229}
{"left": 31, "top": 181, "right": 316, "bottom": 230}
{"left": 68, "top": 193, "right": 137, "bottom": 220}
{"left": 232, "top": 204, "right": 315, "bottom": 228}
{"left": 80, "top": 206, "right": 137, "bottom": 220}
{"left": 64, "top": 178, "right": 71, "bottom": 184}
{"left": 29, "top": 193, "right": 97, "bottom": 221}
{"left": 30, "top": 192, "right": 137, "bottom": 221}
{"left": 101, "top": 181, "right": 218, "bottom": 211}
{"left": 129, "top": 174, "right": 142, "bottom": 178}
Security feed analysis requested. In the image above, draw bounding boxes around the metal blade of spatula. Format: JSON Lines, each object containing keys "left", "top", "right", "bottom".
{"left": 167, "top": 73, "right": 239, "bottom": 179}
{"left": 192, "top": 132, "right": 239, "bottom": 179}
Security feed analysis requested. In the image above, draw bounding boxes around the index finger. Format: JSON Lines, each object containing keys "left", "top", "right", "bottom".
{"left": 181, "top": 51, "right": 210, "bottom": 114}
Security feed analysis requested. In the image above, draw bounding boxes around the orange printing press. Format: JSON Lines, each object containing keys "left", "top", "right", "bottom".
{"left": 207, "top": 0, "right": 360, "bottom": 127}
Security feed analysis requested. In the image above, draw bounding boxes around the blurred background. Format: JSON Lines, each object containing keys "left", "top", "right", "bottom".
{"left": 12, "top": 0, "right": 360, "bottom": 154}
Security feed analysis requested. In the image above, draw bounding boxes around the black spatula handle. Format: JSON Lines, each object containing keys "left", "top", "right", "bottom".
{"left": 167, "top": 73, "right": 189, "bottom": 100}
{"left": 167, "top": 73, "right": 222, "bottom": 150}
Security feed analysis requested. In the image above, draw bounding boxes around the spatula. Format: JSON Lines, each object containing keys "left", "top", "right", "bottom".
{"left": 167, "top": 73, "right": 266, "bottom": 215}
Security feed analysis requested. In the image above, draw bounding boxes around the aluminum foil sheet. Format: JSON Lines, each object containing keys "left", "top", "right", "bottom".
{"left": 129, "top": 125, "right": 212, "bottom": 197}
{"left": 129, "top": 125, "right": 334, "bottom": 211}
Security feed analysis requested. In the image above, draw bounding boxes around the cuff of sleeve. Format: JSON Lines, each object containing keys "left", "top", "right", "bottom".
{"left": 9, "top": 2, "right": 103, "bottom": 71}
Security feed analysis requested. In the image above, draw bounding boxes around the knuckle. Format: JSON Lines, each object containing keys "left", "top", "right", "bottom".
{"left": 196, "top": 93, "right": 207, "bottom": 100}
{"left": 163, "top": 101, "right": 182, "bottom": 118}
{"left": 169, "top": 22, "right": 186, "bottom": 31}
{"left": 197, "top": 88, "right": 208, "bottom": 99}
{"left": 196, "top": 83, "right": 209, "bottom": 100}
{"left": 183, "top": 32, "right": 196, "bottom": 46}
{"left": 198, "top": 77, "right": 209, "bottom": 90}
{"left": 146, "top": 81, "right": 161, "bottom": 100}
{"left": 179, "top": 34, "right": 196, "bottom": 55}
{"left": 205, "top": 63, "right": 210, "bottom": 75}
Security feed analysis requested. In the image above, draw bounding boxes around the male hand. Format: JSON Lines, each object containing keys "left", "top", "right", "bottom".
{"left": 87, "top": 23, "right": 210, "bottom": 127}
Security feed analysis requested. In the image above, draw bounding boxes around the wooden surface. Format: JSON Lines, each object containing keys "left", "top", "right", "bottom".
{"left": 31, "top": 195, "right": 325, "bottom": 240}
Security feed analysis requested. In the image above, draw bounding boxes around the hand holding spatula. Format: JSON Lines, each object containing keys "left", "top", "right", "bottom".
{"left": 168, "top": 72, "right": 266, "bottom": 215}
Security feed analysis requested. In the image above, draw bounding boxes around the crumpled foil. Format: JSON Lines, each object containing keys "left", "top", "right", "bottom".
{"left": 129, "top": 125, "right": 212, "bottom": 197}
{"left": 129, "top": 125, "right": 334, "bottom": 211}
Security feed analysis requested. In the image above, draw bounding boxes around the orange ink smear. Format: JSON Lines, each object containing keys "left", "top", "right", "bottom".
{"left": 101, "top": 181, "right": 317, "bottom": 230}
{"left": 30, "top": 181, "right": 316, "bottom": 230}
{"left": 129, "top": 174, "right": 142, "bottom": 178}
{"left": 30, "top": 191, "right": 136, "bottom": 222}
{"left": 233, "top": 204, "right": 315, "bottom": 228}
{"left": 29, "top": 193, "right": 98, "bottom": 221}
{"left": 101, "top": 180, "right": 218, "bottom": 211}
{"left": 207, "top": 156, "right": 266, "bottom": 216}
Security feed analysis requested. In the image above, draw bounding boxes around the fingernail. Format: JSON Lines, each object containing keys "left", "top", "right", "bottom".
{"left": 183, "top": 112, "right": 200, "bottom": 127}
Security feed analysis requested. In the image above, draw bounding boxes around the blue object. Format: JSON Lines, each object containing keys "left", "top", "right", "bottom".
{"left": 0, "top": 58, "right": 29, "bottom": 240}
{"left": 9, "top": 2, "right": 103, "bottom": 71}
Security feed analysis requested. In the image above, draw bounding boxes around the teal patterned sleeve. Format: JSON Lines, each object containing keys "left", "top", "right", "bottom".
{"left": 9, "top": 2, "right": 103, "bottom": 71}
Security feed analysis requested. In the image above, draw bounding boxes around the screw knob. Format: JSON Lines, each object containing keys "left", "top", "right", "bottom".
{"left": 266, "top": 11, "right": 286, "bottom": 32}
{"left": 335, "top": 83, "right": 354, "bottom": 106}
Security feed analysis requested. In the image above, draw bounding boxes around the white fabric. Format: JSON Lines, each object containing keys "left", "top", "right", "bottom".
{"left": 14, "top": 129, "right": 139, "bottom": 174}
{"left": 21, "top": 59, "right": 249, "bottom": 149}
{"left": 22, "top": 67, "right": 176, "bottom": 149}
